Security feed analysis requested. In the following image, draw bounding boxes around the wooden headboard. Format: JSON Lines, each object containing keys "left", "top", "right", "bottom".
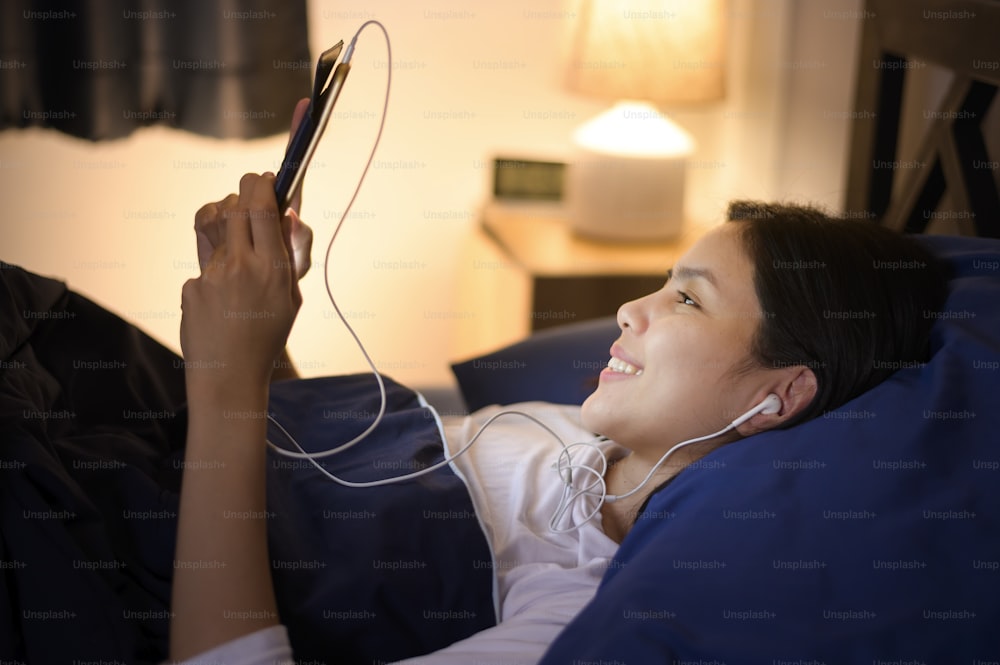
{"left": 844, "top": 0, "right": 999, "bottom": 237}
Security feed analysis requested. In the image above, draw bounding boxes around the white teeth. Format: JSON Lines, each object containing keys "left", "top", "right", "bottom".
{"left": 607, "top": 357, "right": 643, "bottom": 376}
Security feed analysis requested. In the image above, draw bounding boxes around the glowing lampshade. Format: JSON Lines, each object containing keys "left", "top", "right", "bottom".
{"left": 563, "top": 0, "right": 726, "bottom": 241}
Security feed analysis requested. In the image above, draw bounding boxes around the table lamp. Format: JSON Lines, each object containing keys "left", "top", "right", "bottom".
{"left": 563, "top": 0, "right": 727, "bottom": 241}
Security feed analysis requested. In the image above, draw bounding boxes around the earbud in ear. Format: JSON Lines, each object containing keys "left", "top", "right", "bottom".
{"left": 730, "top": 393, "right": 782, "bottom": 427}
{"left": 760, "top": 393, "right": 781, "bottom": 415}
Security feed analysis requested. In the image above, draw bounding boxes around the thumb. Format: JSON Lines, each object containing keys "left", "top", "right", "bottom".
{"left": 285, "top": 208, "right": 313, "bottom": 279}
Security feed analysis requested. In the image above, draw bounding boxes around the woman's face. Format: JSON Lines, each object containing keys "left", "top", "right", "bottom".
{"left": 581, "top": 223, "right": 773, "bottom": 451}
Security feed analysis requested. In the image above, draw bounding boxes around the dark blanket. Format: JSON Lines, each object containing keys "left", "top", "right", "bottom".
{"left": 0, "top": 263, "right": 496, "bottom": 664}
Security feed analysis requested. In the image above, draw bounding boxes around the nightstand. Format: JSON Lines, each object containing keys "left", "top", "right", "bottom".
{"left": 454, "top": 201, "right": 706, "bottom": 359}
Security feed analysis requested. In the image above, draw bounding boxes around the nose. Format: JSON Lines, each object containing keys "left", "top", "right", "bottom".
{"left": 617, "top": 295, "right": 647, "bottom": 333}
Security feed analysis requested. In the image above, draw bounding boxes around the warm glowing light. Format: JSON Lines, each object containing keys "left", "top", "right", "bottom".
{"left": 572, "top": 100, "right": 694, "bottom": 157}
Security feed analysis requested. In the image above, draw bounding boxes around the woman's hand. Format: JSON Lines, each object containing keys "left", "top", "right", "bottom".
{"left": 194, "top": 98, "right": 314, "bottom": 280}
{"left": 181, "top": 172, "right": 301, "bottom": 390}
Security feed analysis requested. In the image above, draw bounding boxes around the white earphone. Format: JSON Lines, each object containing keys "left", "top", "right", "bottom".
{"left": 730, "top": 393, "right": 782, "bottom": 427}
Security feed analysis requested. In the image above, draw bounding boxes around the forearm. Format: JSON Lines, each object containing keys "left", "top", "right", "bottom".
{"left": 174, "top": 170, "right": 299, "bottom": 660}
{"left": 170, "top": 380, "right": 279, "bottom": 661}
{"left": 270, "top": 347, "right": 299, "bottom": 383}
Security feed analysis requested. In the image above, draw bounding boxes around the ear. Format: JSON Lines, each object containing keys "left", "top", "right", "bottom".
{"left": 735, "top": 366, "right": 818, "bottom": 436}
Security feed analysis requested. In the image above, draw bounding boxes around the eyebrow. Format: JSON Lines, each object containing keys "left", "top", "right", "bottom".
{"left": 668, "top": 265, "right": 719, "bottom": 290}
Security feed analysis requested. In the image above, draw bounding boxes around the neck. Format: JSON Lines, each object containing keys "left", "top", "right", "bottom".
{"left": 599, "top": 441, "right": 723, "bottom": 543}
{"left": 609, "top": 441, "right": 718, "bottom": 497}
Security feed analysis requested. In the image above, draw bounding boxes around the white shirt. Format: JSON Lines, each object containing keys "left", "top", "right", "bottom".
{"left": 175, "top": 402, "right": 621, "bottom": 665}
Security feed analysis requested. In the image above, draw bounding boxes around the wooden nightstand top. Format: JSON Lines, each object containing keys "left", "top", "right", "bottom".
{"left": 480, "top": 201, "right": 706, "bottom": 277}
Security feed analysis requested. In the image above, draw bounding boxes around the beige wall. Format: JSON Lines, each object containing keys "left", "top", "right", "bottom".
{"left": 0, "top": 0, "right": 863, "bottom": 387}
{"left": 774, "top": 0, "right": 864, "bottom": 208}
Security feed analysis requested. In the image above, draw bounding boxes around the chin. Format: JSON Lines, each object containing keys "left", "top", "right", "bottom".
{"left": 579, "top": 393, "right": 598, "bottom": 429}
{"left": 579, "top": 390, "right": 613, "bottom": 438}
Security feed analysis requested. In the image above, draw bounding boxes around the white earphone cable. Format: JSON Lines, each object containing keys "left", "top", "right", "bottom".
{"left": 267, "top": 20, "right": 391, "bottom": 462}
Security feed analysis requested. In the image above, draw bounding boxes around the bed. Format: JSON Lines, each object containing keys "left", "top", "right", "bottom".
{"left": 521, "top": 235, "right": 1000, "bottom": 664}
{"left": 2, "top": 0, "right": 998, "bottom": 662}
{"left": 461, "top": 1, "right": 1000, "bottom": 661}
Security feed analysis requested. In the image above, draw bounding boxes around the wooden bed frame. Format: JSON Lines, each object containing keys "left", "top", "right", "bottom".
{"left": 845, "top": 0, "right": 999, "bottom": 237}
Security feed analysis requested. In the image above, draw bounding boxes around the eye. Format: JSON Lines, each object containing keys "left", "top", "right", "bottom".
{"left": 664, "top": 271, "right": 699, "bottom": 308}
{"left": 677, "top": 291, "right": 699, "bottom": 308}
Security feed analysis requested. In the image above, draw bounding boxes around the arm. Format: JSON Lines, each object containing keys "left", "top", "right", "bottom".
{"left": 171, "top": 173, "right": 301, "bottom": 661}
{"left": 272, "top": 347, "right": 299, "bottom": 383}
{"left": 171, "top": 374, "right": 276, "bottom": 658}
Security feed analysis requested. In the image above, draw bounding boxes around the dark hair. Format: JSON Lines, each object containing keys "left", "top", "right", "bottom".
{"left": 725, "top": 200, "right": 950, "bottom": 426}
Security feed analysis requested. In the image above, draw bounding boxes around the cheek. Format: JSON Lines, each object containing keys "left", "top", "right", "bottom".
{"left": 648, "top": 322, "right": 731, "bottom": 380}
{"left": 643, "top": 323, "right": 754, "bottom": 410}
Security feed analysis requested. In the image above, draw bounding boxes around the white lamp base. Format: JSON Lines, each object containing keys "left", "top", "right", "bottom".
{"left": 564, "top": 101, "right": 693, "bottom": 242}
{"left": 566, "top": 149, "right": 687, "bottom": 241}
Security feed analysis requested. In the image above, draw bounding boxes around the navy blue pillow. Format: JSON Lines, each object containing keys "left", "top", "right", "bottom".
{"left": 451, "top": 316, "right": 619, "bottom": 411}
{"left": 539, "top": 234, "right": 1000, "bottom": 663}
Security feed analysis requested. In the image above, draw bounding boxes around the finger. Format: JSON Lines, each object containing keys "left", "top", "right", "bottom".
{"left": 194, "top": 202, "right": 222, "bottom": 258}
{"left": 224, "top": 206, "right": 253, "bottom": 258}
{"left": 242, "top": 173, "right": 286, "bottom": 260}
{"left": 227, "top": 174, "right": 262, "bottom": 256}
{"left": 195, "top": 230, "right": 214, "bottom": 273}
{"left": 287, "top": 209, "right": 313, "bottom": 278}
{"left": 194, "top": 201, "right": 219, "bottom": 233}
{"left": 238, "top": 172, "right": 258, "bottom": 207}
{"left": 195, "top": 194, "right": 238, "bottom": 246}
{"left": 195, "top": 193, "right": 238, "bottom": 228}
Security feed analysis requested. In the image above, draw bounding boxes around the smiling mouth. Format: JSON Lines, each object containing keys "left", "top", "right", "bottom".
{"left": 606, "top": 357, "right": 643, "bottom": 376}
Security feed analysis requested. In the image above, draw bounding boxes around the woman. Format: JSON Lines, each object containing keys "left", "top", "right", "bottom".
{"left": 169, "top": 152, "right": 948, "bottom": 663}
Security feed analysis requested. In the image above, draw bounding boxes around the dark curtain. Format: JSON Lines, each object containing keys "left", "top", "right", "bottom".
{"left": 0, "top": 0, "right": 312, "bottom": 140}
